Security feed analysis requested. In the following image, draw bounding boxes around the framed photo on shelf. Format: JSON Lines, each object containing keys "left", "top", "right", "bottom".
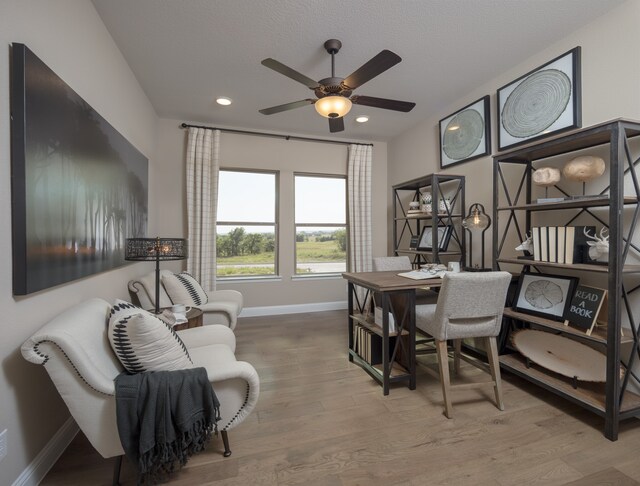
{"left": 439, "top": 95, "right": 490, "bottom": 169}
{"left": 409, "top": 234, "right": 420, "bottom": 250}
{"left": 497, "top": 46, "right": 581, "bottom": 151}
{"left": 417, "top": 226, "right": 452, "bottom": 251}
{"left": 513, "top": 272, "right": 578, "bottom": 322}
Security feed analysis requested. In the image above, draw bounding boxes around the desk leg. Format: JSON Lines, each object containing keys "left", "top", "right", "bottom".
{"left": 408, "top": 290, "right": 416, "bottom": 390}
{"left": 382, "top": 292, "right": 390, "bottom": 396}
{"left": 348, "top": 282, "right": 354, "bottom": 363}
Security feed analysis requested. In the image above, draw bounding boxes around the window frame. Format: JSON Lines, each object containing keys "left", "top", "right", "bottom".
{"left": 293, "top": 172, "right": 348, "bottom": 276}
{"left": 216, "top": 168, "right": 279, "bottom": 279}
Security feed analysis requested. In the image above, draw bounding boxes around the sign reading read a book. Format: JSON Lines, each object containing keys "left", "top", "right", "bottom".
{"left": 563, "top": 285, "right": 607, "bottom": 335}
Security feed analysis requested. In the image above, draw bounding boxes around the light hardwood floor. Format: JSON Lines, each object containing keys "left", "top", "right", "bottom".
{"left": 42, "top": 310, "right": 640, "bottom": 485}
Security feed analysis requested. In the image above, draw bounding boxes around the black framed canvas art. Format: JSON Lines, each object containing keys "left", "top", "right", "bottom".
{"left": 497, "top": 47, "right": 581, "bottom": 151}
{"left": 439, "top": 95, "right": 491, "bottom": 169}
{"left": 513, "top": 272, "right": 578, "bottom": 322}
{"left": 10, "top": 43, "right": 149, "bottom": 295}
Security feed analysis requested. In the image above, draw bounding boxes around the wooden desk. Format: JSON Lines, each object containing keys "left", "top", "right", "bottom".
{"left": 342, "top": 271, "right": 443, "bottom": 395}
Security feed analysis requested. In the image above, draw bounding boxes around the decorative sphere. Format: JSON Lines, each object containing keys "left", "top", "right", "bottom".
{"left": 562, "top": 155, "right": 605, "bottom": 182}
{"left": 532, "top": 167, "right": 561, "bottom": 186}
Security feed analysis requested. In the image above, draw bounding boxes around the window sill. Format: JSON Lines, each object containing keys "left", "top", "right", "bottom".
{"left": 217, "top": 275, "right": 282, "bottom": 283}
{"left": 291, "top": 274, "right": 344, "bottom": 281}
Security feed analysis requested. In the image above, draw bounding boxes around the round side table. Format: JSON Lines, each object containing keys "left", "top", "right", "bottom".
{"left": 168, "top": 307, "right": 204, "bottom": 331}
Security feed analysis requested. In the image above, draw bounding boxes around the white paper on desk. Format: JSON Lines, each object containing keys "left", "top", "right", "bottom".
{"left": 397, "top": 270, "right": 447, "bottom": 280}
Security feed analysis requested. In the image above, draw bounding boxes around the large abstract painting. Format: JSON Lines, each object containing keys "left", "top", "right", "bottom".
{"left": 10, "top": 43, "right": 148, "bottom": 295}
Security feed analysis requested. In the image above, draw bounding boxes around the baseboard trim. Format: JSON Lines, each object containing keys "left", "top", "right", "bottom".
{"left": 13, "top": 417, "right": 78, "bottom": 486}
{"left": 239, "top": 301, "right": 347, "bottom": 317}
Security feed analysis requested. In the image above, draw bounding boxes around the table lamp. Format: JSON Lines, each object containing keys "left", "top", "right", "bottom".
{"left": 125, "top": 237, "right": 188, "bottom": 313}
{"left": 462, "top": 203, "right": 491, "bottom": 271}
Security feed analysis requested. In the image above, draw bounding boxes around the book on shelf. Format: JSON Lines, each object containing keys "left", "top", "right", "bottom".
{"left": 564, "top": 225, "right": 596, "bottom": 264}
{"left": 532, "top": 225, "right": 595, "bottom": 264}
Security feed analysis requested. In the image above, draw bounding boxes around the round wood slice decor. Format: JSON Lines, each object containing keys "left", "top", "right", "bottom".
{"left": 511, "top": 330, "right": 606, "bottom": 382}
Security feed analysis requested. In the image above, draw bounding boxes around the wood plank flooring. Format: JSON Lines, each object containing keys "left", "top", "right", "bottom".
{"left": 42, "top": 310, "right": 640, "bottom": 485}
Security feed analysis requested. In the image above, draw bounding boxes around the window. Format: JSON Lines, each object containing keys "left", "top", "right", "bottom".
{"left": 294, "top": 174, "right": 347, "bottom": 274}
{"left": 216, "top": 169, "right": 277, "bottom": 277}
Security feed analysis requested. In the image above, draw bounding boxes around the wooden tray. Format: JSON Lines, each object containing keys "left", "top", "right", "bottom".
{"left": 511, "top": 329, "right": 606, "bottom": 382}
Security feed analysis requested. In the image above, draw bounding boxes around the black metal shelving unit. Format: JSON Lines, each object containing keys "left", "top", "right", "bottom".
{"left": 392, "top": 174, "right": 466, "bottom": 267}
{"left": 492, "top": 119, "right": 640, "bottom": 441}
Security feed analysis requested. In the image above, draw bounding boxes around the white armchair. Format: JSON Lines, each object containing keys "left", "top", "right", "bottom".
{"left": 21, "top": 298, "right": 259, "bottom": 482}
{"left": 128, "top": 270, "right": 243, "bottom": 330}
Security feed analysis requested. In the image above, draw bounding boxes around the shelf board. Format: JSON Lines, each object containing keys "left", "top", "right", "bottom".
{"left": 498, "top": 196, "right": 639, "bottom": 212}
{"left": 496, "top": 257, "right": 640, "bottom": 274}
{"left": 500, "top": 353, "right": 640, "bottom": 415}
{"left": 372, "top": 361, "right": 409, "bottom": 378}
{"left": 395, "top": 213, "right": 462, "bottom": 220}
{"left": 392, "top": 173, "right": 465, "bottom": 191}
{"left": 503, "top": 308, "right": 633, "bottom": 345}
{"left": 351, "top": 313, "right": 408, "bottom": 337}
{"left": 397, "top": 249, "right": 461, "bottom": 256}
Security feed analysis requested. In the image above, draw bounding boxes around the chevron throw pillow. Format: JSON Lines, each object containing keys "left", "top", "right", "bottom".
{"left": 108, "top": 300, "right": 193, "bottom": 373}
{"left": 162, "top": 272, "right": 209, "bottom": 306}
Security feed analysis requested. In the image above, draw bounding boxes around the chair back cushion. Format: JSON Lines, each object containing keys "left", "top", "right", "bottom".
{"left": 108, "top": 300, "right": 193, "bottom": 373}
{"left": 373, "top": 256, "right": 412, "bottom": 271}
{"left": 162, "top": 272, "right": 209, "bottom": 306}
{"left": 423, "top": 271, "right": 511, "bottom": 341}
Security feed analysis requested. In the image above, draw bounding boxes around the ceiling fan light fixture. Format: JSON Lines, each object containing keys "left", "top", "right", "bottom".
{"left": 216, "top": 96, "right": 232, "bottom": 106}
{"left": 315, "top": 96, "right": 352, "bottom": 118}
{"left": 355, "top": 115, "right": 369, "bottom": 123}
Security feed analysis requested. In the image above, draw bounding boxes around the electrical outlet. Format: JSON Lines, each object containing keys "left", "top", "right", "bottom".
{"left": 0, "top": 429, "right": 7, "bottom": 462}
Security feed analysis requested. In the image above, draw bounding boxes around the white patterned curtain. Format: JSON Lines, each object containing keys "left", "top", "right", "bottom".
{"left": 186, "top": 127, "right": 220, "bottom": 290}
{"left": 347, "top": 144, "right": 373, "bottom": 273}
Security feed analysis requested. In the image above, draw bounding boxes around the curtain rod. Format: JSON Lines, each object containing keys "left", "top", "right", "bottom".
{"left": 180, "top": 123, "right": 373, "bottom": 147}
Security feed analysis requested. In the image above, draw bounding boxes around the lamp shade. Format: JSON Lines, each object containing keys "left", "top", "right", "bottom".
{"left": 125, "top": 237, "right": 188, "bottom": 261}
{"left": 314, "top": 96, "right": 352, "bottom": 118}
{"left": 462, "top": 204, "right": 490, "bottom": 231}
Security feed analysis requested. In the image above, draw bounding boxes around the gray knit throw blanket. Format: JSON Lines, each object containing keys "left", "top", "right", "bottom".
{"left": 115, "top": 367, "right": 221, "bottom": 485}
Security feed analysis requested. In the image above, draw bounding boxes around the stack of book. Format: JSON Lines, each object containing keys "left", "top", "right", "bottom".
{"left": 353, "top": 323, "right": 383, "bottom": 366}
{"left": 531, "top": 225, "right": 595, "bottom": 264}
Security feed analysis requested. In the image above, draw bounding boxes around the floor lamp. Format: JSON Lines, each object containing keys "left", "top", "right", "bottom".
{"left": 462, "top": 203, "right": 491, "bottom": 271}
{"left": 125, "top": 237, "right": 188, "bottom": 313}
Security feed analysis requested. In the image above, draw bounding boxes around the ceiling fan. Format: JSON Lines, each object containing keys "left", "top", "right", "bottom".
{"left": 259, "top": 39, "right": 416, "bottom": 133}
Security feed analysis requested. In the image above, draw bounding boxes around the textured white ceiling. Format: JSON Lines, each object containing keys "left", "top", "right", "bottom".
{"left": 91, "top": 0, "right": 624, "bottom": 142}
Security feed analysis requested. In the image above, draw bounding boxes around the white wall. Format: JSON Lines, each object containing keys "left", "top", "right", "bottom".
{"left": 388, "top": 0, "right": 640, "bottom": 265}
{"left": 0, "top": 1, "right": 158, "bottom": 484}
{"left": 154, "top": 119, "right": 388, "bottom": 308}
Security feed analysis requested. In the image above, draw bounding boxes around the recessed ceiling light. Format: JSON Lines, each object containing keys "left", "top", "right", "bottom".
{"left": 355, "top": 116, "right": 369, "bottom": 123}
{"left": 216, "top": 97, "right": 232, "bottom": 106}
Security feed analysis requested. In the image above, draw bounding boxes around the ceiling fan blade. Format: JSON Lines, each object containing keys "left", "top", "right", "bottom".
{"left": 261, "top": 58, "right": 320, "bottom": 89}
{"left": 328, "top": 117, "right": 344, "bottom": 133}
{"left": 342, "top": 50, "right": 402, "bottom": 90}
{"left": 351, "top": 95, "right": 416, "bottom": 112}
{"left": 259, "top": 99, "right": 316, "bottom": 115}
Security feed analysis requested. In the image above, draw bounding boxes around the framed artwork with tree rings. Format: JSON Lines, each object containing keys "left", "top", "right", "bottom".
{"left": 497, "top": 47, "right": 581, "bottom": 151}
{"left": 513, "top": 272, "right": 578, "bottom": 322}
{"left": 439, "top": 95, "right": 490, "bottom": 169}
